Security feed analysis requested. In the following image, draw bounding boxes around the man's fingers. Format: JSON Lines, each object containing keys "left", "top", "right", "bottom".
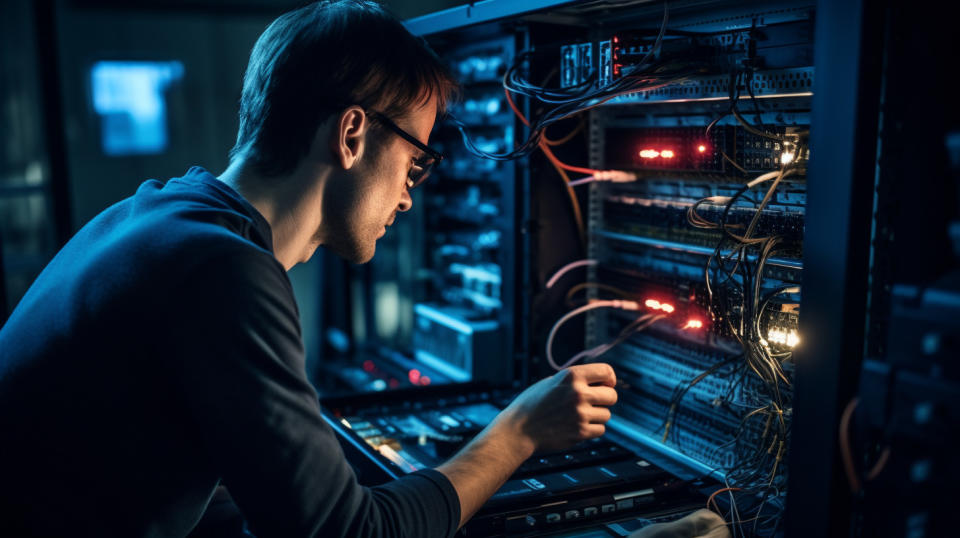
{"left": 585, "top": 386, "right": 618, "bottom": 406}
{"left": 583, "top": 406, "right": 612, "bottom": 424}
{"left": 569, "top": 363, "right": 616, "bottom": 387}
{"left": 580, "top": 423, "right": 606, "bottom": 438}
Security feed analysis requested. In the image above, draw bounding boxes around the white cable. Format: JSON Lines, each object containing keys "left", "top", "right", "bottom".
{"left": 545, "top": 259, "right": 598, "bottom": 289}
{"left": 745, "top": 167, "right": 797, "bottom": 188}
{"left": 545, "top": 299, "right": 641, "bottom": 371}
{"left": 566, "top": 176, "right": 596, "bottom": 187}
{"left": 567, "top": 170, "right": 637, "bottom": 188}
{"left": 560, "top": 313, "right": 661, "bottom": 369}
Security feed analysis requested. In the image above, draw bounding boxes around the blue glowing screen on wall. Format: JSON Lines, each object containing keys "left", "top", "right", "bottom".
{"left": 90, "top": 61, "right": 184, "bottom": 156}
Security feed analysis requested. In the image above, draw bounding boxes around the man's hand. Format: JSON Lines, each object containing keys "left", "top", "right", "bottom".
{"left": 496, "top": 362, "right": 618, "bottom": 453}
{"left": 629, "top": 509, "right": 731, "bottom": 538}
{"left": 436, "top": 363, "right": 618, "bottom": 528}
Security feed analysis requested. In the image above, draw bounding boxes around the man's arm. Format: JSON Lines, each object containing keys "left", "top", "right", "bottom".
{"left": 169, "top": 250, "right": 460, "bottom": 538}
{"left": 437, "top": 363, "right": 619, "bottom": 527}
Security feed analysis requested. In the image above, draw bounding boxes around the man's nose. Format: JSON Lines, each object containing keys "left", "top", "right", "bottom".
{"left": 398, "top": 187, "right": 413, "bottom": 212}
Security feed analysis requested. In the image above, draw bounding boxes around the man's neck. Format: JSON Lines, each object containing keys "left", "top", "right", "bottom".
{"left": 217, "top": 159, "right": 327, "bottom": 270}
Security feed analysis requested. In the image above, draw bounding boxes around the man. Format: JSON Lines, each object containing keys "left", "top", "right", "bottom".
{"left": 0, "top": 1, "right": 619, "bottom": 536}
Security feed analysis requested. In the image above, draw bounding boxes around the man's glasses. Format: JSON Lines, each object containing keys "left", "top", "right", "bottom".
{"left": 367, "top": 111, "right": 443, "bottom": 189}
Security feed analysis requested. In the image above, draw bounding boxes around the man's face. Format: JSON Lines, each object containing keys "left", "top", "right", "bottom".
{"left": 321, "top": 97, "right": 437, "bottom": 264}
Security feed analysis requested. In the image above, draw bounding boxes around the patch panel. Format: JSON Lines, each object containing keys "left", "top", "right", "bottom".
{"left": 615, "top": 347, "right": 735, "bottom": 412}
{"left": 613, "top": 393, "right": 763, "bottom": 471}
{"left": 585, "top": 19, "right": 813, "bottom": 95}
{"left": 604, "top": 125, "right": 808, "bottom": 174}
{"left": 576, "top": 260, "right": 801, "bottom": 348}
{"left": 610, "top": 68, "right": 814, "bottom": 105}
{"left": 600, "top": 197, "right": 805, "bottom": 258}
{"left": 594, "top": 228, "right": 804, "bottom": 272}
{"left": 613, "top": 339, "right": 793, "bottom": 407}
{"left": 603, "top": 180, "right": 808, "bottom": 212}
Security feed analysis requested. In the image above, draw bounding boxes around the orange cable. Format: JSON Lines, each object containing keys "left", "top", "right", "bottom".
{"left": 839, "top": 397, "right": 861, "bottom": 493}
{"left": 504, "top": 89, "right": 600, "bottom": 175}
{"left": 866, "top": 446, "right": 891, "bottom": 481}
{"left": 504, "top": 87, "right": 587, "bottom": 245}
{"left": 707, "top": 487, "right": 742, "bottom": 514}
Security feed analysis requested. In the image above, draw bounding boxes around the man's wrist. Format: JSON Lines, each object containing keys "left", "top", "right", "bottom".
{"left": 486, "top": 407, "right": 537, "bottom": 462}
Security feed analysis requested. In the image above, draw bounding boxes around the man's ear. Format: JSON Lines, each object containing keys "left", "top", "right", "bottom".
{"left": 330, "top": 106, "right": 368, "bottom": 170}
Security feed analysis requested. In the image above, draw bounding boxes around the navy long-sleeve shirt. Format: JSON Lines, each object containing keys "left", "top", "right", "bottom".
{"left": 0, "top": 167, "right": 460, "bottom": 537}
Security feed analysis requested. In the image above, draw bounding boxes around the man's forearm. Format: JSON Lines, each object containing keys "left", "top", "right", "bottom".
{"left": 435, "top": 417, "right": 534, "bottom": 528}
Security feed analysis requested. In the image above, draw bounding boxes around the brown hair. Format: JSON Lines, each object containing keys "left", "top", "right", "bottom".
{"left": 230, "top": 0, "right": 457, "bottom": 176}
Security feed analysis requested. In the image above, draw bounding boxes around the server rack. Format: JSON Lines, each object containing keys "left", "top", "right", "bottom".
{"left": 315, "top": 0, "right": 953, "bottom": 536}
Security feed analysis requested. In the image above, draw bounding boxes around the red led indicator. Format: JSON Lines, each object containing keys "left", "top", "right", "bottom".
{"left": 660, "top": 149, "right": 675, "bottom": 159}
{"left": 639, "top": 149, "right": 660, "bottom": 159}
{"left": 683, "top": 319, "right": 704, "bottom": 330}
{"left": 420, "top": 376, "right": 432, "bottom": 386}
{"left": 362, "top": 360, "right": 375, "bottom": 372}
{"left": 697, "top": 144, "right": 707, "bottom": 153}
{"left": 644, "top": 298, "right": 675, "bottom": 313}
{"left": 408, "top": 369, "right": 421, "bottom": 384}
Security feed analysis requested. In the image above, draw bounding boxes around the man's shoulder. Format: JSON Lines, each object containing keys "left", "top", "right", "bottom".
{"left": 116, "top": 168, "right": 276, "bottom": 267}
{"left": 56, "top": 168, "right": 284, "bottom": 306}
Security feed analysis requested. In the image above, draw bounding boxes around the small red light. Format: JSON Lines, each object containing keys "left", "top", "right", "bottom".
{"left": 660, "top": 149, "right": 675, "bottom": 159}
{"left": 408, "top": 369, "right": 421, "bottom": 384}
{"left": 644, "top": 298, "right": 675, "bottom": 313}
{"left": 639, "top": 149, "right": 660, "bottom": 159}
{"left": 388, "top": 378, "right": 399, "bottom": 388}
{"left": 420, "top": 376, "right": 432, "bottom": 386}
{"left": 362, "top": 360, "right": 375, "bottom": 372}
{"left": 683, "top": 319, "right": 704, "bottom": 330}
{"left": 613, "top": 36, "right": 619, "bottom": 43}
{"left": 697, "top": 144, "right": 707, "bottom": 153}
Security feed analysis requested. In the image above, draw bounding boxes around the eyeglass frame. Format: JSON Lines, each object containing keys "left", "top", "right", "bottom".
{"left": 366, "top": 110, "right": 443, "bottom": 189}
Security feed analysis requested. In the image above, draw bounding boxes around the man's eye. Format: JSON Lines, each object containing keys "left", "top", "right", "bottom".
{"left": 407, "top": 163, "right": 424, "bottom": 184}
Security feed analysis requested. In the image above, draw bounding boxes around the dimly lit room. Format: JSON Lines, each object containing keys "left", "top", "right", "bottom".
{"left": 1, "top": 1, "right": 957, "bottom": 537}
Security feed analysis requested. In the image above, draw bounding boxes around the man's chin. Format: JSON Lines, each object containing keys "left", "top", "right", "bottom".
{"left": 330, "top": 243, "right": 375, "bottom": 265}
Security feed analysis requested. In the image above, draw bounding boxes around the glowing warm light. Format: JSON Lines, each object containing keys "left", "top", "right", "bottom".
{"left": 644, "top": 298, "right": 675, "bottom": 313}
{"left": 660, "top": 149, "right": 675, "bottom": 159}
{"left": 767, "top": 328, "right": 801, "bottom": 348}
{"left": 408, "top": 369, "right": 421, "bottom": 384}
{"left": 683, "top": 319, "right": 703, "bottom": 329}
{"left": 787, "top": 332, "right": 800, "bottom": 347}
{"left": 780, "top": 151, "right": 795, "bottom": 165}
{"left": 639, "top": 149, "right": 660, "bottom": 159}
{"left": 697, "top": 144, "right": 707, "bottom": 153}
{"left": 420, "top": 376, "right": 432, "bottom": 386}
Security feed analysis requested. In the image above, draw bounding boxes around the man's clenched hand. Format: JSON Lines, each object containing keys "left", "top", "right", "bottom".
{"left": 496, "top": 363, "right": 619, "bottom": 454}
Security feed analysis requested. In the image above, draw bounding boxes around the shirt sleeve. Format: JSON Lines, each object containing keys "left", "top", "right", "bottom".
{"left": 166, "top": 249, "right": 461, "bottom": 538}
